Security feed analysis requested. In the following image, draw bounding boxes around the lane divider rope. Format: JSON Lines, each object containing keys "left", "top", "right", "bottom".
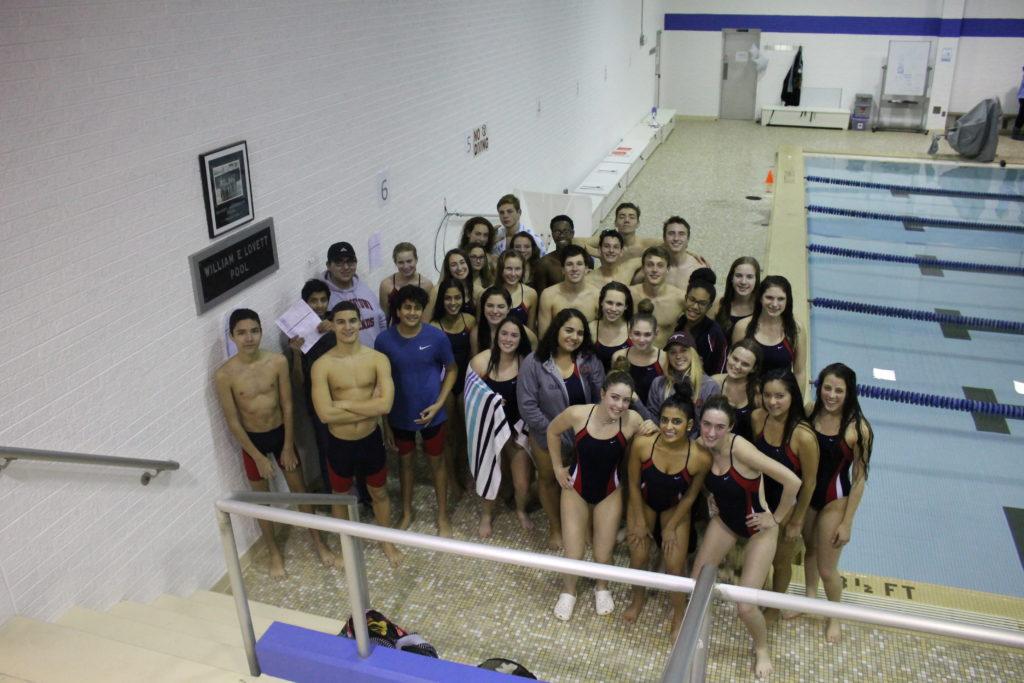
{"left": 812, "top": 381, "right": 1024, "bottom": 419}
{"left": 808, "top": 297, "right": 1024, "bottom": 334}
{"left": 806, "top": 243, "right": 1024, "bottom": 277}
{"left": 805, "top": 174, "right": 1024, "bottom": 202}
{"left": 806, "top": 204, "right": 1024, "bottom": 234}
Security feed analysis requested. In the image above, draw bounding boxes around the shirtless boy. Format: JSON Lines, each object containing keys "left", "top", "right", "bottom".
{"left": 532, "top": 215, "right": 576, "bottom": 292}
{"left": 311, "top": 301, "right": 402, "bottom": 566}
{"left": 587, "top": 229, "right": 640, "bottom": 287}
{"left": 580, "top": 202, "right": 658, "bottom": 261}
{"left": 629, "top": 246, "right": 685, "bottom": 347}
{"left": 214, "top": 309, "right": 335, "bottom": 578}
{"left": 537, "top": 244, "right": 600, "bottom": 336}
{"left": 648, "top": 216, "right": 710, "bottom": 291}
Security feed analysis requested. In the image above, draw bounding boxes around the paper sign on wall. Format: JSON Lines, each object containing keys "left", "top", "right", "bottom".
{"left": 940, "top": 47, "right": 953, "bottom": 63}
{"left": 735, "top": 51, "right": 749, "bottom": 62}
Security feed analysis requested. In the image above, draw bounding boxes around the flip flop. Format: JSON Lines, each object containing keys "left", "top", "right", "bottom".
{"left": 595, "top": 589, "right": 615, "bottom": 616}
{"left": 554, "top": 593, "right": 577, "bottom": 621}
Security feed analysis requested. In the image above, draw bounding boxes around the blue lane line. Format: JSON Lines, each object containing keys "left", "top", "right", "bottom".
{"left": 805, "top": 175, "right": 1024, "bottom": 202}
{"left": 843, "top": 382, "right": 1024, "bottom": 420}
{"left": 806, "top": 205, "right": 1024, "bottom": 234}
{"left": 809, "top": 297, "right": 1024, "bottom": 333}
{"left": 807, "top": 243, "right": 1024, "bottom": 276}
{"left": 663, "top": 14, "right": 1024, "bottom": 38}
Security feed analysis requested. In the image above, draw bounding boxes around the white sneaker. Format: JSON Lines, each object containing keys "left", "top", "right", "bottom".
{"left": 595, "top": 589, "right": 614, "bottom": 616}
{"left": 554, "top": 593, "right": 577, "bottom": 621}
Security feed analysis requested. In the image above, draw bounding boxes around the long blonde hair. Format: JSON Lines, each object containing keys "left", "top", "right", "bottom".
{"left": 663, "top": 345, "right": 703, "bottom": 402}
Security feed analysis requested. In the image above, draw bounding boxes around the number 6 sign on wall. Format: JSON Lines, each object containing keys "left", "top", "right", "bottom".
{"left": 377, "top": 169, "right": 390, "bottom": 206}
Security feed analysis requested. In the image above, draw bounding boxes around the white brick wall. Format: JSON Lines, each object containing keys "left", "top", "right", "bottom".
{"left": 0, "top": 0, "right": 663, "bottom": 624}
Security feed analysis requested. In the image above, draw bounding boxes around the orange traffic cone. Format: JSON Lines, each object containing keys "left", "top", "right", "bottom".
{"left": 763, "top": 169, "right": 775, "bottom": 193}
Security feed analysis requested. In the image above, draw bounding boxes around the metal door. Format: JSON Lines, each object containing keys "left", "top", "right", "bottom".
{"left": 719, "top": 29, "right": 760, "bottom": 120}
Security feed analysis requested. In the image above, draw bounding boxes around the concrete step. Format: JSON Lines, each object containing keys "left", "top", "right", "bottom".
{"left": 189, "top": 589, "right": 344, "bottom": 634}
{"left": 57, "top": 606, "right": 254, "bottom": 675}
{"left": 107, "top": 600, "right": 270, "bottom": 647}
{"left": 0, "top": 617, "right": 280, "bottom": 682}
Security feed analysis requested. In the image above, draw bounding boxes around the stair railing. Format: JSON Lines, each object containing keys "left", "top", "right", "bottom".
{"left": 214, "top": 497, "right": 1024, "bottom": 680}
{"left": 0, "top": 445, "right": 180, "bottom": 485}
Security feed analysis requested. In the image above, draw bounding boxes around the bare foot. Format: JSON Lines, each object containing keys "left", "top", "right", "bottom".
{"left": 398, "top": 512, "right": 414, "bottom": 530}
{"left": 516, "top": 510, "right": 534, "bottom": 530}
{"left": 781, "top": 609, "right": 801, "bottom": 620}
{"left": 753, "top": 646, "right": 773, "bottom": 679}
{"left": 547, "top": 531, "right": 563, "bottom": 551}
{"left": 268, "top": 553, "right": 286, "bottom": 579}
{"left": 383, "top": 543, "right": 403, "bottom": 568}
{"left": 763, "top": 607, "right": 780, "bottom": 624}
{"left": 478, "top": 514, "right": 493, "bottom": 539}
{"left": 622, "top": 593, "right": 646, "bottom": 624}
{"left": 315, "top": 544, "right": 338, "bottom": 569}
{"left": 437, "top": 516, "right": 453, "bottom": 538}
{"left": 825, "top": 618, "right": 842, "bottom": 644}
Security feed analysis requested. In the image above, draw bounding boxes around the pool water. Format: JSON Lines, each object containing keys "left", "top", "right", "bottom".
{"left": 805, "top": 154, "right": 1024, "bottom": 597}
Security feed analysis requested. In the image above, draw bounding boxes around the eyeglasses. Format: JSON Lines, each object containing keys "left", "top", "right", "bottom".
{"left": 685, "top": 295, "right": 712, "bottom": 309}
{"left": 468, "top": 253, "right": 486, "bottom": 261}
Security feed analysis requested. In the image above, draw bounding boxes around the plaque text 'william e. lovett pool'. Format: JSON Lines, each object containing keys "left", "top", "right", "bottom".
{"left": 188, "top": 217, "right": 279, "bottom": 314}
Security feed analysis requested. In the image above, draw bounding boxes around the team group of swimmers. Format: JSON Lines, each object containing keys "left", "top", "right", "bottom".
{"left": 214, "top": 195, "right": 874, "bottom": 678}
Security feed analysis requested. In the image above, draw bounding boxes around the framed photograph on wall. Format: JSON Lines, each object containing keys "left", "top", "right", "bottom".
{"left": 199, "top": 140, "right": 254, "bottom": 238}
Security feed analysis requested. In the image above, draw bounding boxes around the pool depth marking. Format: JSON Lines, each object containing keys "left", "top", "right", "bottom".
{"left": 1003, "top": 507, "right": 1024, "bottom": 575}
{"left": 936, "top": 308, "right": 1024, "bottom": 339}
{"left": 962, "top": 387, "right": 1010, "bottom": 434}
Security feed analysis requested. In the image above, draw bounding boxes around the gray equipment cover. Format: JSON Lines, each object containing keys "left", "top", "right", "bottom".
{"left": 947, "top": 98, "right": 1002, "bottom": 162}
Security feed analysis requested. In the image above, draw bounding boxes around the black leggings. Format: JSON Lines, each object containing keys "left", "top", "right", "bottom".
{"left": 1016, "top": 98, "right": 1024, "bottom": 130}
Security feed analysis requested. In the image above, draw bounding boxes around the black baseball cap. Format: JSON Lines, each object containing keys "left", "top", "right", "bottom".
{"left": 327, "top": 242, "right": 357, "bottom": 262}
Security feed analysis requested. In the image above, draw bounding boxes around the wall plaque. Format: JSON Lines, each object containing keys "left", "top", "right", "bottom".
{"left": 188, "top": 218, "right": 278, "bottom": 314}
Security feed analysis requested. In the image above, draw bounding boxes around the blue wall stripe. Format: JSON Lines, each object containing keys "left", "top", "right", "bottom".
{"left": 663, "top": 14, "right": 1024, "bottom": 38}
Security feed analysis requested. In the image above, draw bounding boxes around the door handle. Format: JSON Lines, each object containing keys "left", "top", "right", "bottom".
{"left": 722, "top": 62, "right": 728, "bottom": 80}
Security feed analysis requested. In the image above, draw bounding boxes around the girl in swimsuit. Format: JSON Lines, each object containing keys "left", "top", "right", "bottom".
{"left": 510, "top": 231, "right": 541, "bottom": 289}
{"left": 749, "top": 368, "right": 819, "bottom": 623}
{"left": 430, "top": 278, "right": 476, "bottom": 494}
{"left": 610, "top": 299, "right": 666, "bottom": 409}
{"left": 711, "top": 256, "right": 760, "bottom": 341}
{"left": 546, "top": 370, "right": 656, "bottom": 621}
{"left": 379, "top": 242, "right": 435, "bottom": 326}
{"left": 474, "top": 286, "right": 538, "bottom": 355}
{"left": 467, "top": 244, "right": 495, "bottom": 295}
{"left": 469, "top": 317, "right": 535, "bottom": 539}
{"left": 732, "top": 275, "right": 806, "bottom": 391}
{"left": 710, "top": 338, "right": 763, "bottom": 442}
{"left": 589, "top": 281, "right": 633, "bottom": 372}
{"left": 497, "top": 251, "right": 538, "bottom": 330}
{"left": 622, "top": 384, "right": 711, "bottom": 636}
{"left": 796, "top": 363, "right": 873, "bottom": 643}
{"left": 425, "top": 248, "right": 474, "bottom": 323}
{"left": 691, "top": 396, "right": 801, "bottom": 679}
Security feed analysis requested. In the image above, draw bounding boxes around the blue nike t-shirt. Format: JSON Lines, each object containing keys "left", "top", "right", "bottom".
{"left": 374, "top": 324, "right": 455, "bottom": 431}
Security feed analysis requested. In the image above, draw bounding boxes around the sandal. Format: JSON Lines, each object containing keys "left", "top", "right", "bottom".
{"left": 595, "top": 589, "right": 615, "bottom": 616}
{"left": 554, "top": 593, "right": 577, "bottom": 621}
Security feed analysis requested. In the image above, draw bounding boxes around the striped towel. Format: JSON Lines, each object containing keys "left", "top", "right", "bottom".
{"left": 463, "top": 368, "right": 510, "bottom": 500}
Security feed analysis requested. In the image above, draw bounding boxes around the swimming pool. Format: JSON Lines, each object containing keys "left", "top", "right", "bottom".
{"left": 804, "top": 154, "right": 1024, "bottom": 598}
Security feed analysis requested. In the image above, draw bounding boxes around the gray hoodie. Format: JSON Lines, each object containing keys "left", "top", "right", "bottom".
{"left": 320, "top": 272, "right": 387, "bottom": 347}
{"left": 516, "top": 351, "right": 605, "bottom": 448}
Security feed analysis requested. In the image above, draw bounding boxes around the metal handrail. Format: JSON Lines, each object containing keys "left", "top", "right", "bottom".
{"left": 662, "top": 564, "right": 717, "bottom": 683}
{"left": 214, "top": 499, "right": 1024, "bottom": 679}
{"left": 0, "top": 445, "right": 180, "bottom": 485}
{"left": 216, "top": 491, "right": 363, "bottom": 677}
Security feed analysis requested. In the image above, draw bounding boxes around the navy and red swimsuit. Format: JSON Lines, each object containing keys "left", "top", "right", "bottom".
{"left": 640, "top": 435, "right": 693, "bottom": 513}
{"left": 569, "top": 406, "right": 627, "bottom": 505}
{"left": 705, "top": 436, "right": 765, "bottom": 538}
{"left": 627, "top": 347, "right": 664, "bottom": 406}
{"left": 811, "top": 428, "right": 854, "bottom": 511}
{"left": 753, "top": 417, "right": 801, "bottom": 511}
